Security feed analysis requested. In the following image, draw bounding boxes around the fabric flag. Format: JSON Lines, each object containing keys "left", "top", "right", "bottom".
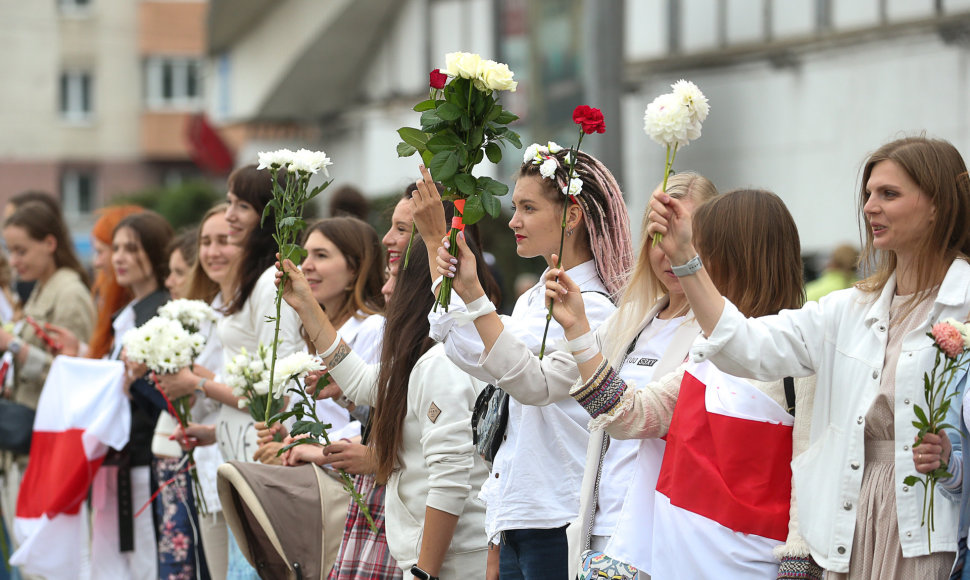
{"left": 651, "top": 360, "right": 794, "bottom": 579}
{"left": 10, "top": 356, "right": 129, "bottom": 578}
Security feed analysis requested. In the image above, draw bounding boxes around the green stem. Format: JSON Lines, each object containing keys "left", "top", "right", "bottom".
{"left": 436, "top": 228, "right": 460, "bottom": 312}
{"left": 538, "top": 131, "right": 585, "bottom": 360}
{"left": 402, "top": 223, "right": 417, "bottom": 268}
{"left": 265, "top": 275, "right": 284, "bottom": 424}
{"left": 652, "top": 143, "right": 680, "bottom": 247}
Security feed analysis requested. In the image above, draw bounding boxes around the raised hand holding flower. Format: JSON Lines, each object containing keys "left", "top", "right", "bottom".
{"left": 643, "top": 80, "right": 709, "bottom": 245}
{"left": 535, "top": 105, "right": 606, "bottom": 358}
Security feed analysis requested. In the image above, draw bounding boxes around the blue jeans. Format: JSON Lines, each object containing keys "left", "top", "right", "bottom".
{"left": 499, "top": 526, "right": 568, "bottom": 580}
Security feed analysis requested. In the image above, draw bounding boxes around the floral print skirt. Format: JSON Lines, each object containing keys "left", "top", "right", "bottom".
{"left": 153, "top": 455, "right": 210, "bottom": 580}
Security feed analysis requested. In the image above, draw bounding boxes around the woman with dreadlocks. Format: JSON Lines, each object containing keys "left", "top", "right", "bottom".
{"left": 410, "top": 144, "right": 634, "bottom": 580}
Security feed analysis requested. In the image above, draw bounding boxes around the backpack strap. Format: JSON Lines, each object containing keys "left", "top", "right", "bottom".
{"left": 784, "top": 376, "right": 796, "bottom": 416}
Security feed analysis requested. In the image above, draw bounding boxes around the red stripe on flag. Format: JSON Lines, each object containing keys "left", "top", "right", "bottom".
{"left": 656, "top": 371, "right": 793, "bottom": 541}
{"left": 17, "top": 429, "right": 104, "bottom": 518}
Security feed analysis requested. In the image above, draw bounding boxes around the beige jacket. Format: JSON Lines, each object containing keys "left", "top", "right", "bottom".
{"left": 14, "top": 268, "right": 95, "bottom": 409}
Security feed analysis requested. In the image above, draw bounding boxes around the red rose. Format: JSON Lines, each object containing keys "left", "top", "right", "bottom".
{"left": 573, "top": 105, "right": 606, "bottom": 134}
{"left": 429, "top": 69, "right": 448, "bottom": 90}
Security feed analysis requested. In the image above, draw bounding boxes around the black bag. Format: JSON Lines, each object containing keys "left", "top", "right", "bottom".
{"left": 0, "top": 399, "right": 34, "bottom": 455}
{"left": 470, "top": 384, "right": 509, "bottom": 463}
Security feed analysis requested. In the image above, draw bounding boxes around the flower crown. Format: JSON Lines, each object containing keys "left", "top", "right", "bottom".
{"left": 523, "top": 142, "right": 582, "bottom": 200}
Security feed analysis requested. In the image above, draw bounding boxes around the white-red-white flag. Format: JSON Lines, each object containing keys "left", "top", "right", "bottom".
{"left": 650, "top": 360, "right": 794, "bottom": 579}
{"left": 10, "top": 356, "right": 129, "bottom": 578}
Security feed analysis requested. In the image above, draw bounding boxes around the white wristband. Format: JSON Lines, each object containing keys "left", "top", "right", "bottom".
{"left": 572, "top": 347, "right": 601, "bottom": 364}
{"left": 451, "top": 294, "right": 496, "bottom": 327}
{"left": 319, "top": 334, "right": 341, "bottom": 358}
{"left": 566, "top": 329, "right": 597, "bottom": 353}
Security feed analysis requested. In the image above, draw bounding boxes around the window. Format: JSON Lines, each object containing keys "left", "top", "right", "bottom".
{"left": 61, "top": 170, "right": 96, "bottom": 215}
{"left": 145, "top": 57, "right": 204, "bottom": 110}
{"left": 59, "top": 71, "right": 93, "bottom": 122}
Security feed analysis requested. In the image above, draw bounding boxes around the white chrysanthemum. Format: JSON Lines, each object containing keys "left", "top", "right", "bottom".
{"left": 539, "top": 158, "right": 557, "bottom": 179}
{"left": 159, "top": 299, "right": 217, "bottom": 334}
{"left": 270, "top": 352, "right": 325, "bottom": 397}
{"left": 237, "top": 399, "right": 249, "bottom": 409}
{"left": 256, "top": 149, "right": 294, "bottom": 171}
{"left": 563, "top": 177, "right": 583, "bottom": 197}
{"left": 671, "top": 80, "right": 709, "bottom": 124}
{"left": 643, "top": 93, "right": 693, "bottom": 148}
{"left": 287, "top": 148, "right": 333, "bottom": 177}
{"left": 122, "top": 316, "right": 195, "bottom": 374}
{"left": 546, "top": 142, "right": 563, "bottom": 154}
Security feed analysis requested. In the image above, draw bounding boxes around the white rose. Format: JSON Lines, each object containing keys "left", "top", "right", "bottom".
{"left": 477, "top": 59, "right": 517, "bottom": 92}
{"left": 445, "top": 52, "right": 482, "bottom": 80}
{"left": 523, "top": 144, "right": 540, "bottom": 165}
{"left": 539, "top": 158, "right": 558, "bottom": 179}
{"left": 563, "top": 177, "right": 583, "bottom": 197}
{"left": 546, "top": 142, "right": 563, "bottom": 154}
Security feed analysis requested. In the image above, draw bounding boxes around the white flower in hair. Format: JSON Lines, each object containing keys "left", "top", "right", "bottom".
{"left": 563, "top": 177, "right": 583, "bottom": 197}
{"left": 523, "top": 144, "right": 541, "bottom": 164}
{"left": 546, "top": 142, "right": 563, "bottom": 154}
{"left": 539, "top": 158, "right": 558, "bottom": 179}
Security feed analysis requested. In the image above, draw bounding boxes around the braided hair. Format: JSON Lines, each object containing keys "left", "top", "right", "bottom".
{"left": 518, "top": 148, "right": 634, "bottom": 297}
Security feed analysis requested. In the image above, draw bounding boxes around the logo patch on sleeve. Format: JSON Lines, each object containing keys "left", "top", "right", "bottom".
{"left": 427, "top": 402, "right": 442, "bottom": 423}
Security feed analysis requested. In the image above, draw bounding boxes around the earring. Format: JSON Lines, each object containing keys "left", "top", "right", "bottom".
{"left": 566, "top": 229, "right": 573, "bottom": 237}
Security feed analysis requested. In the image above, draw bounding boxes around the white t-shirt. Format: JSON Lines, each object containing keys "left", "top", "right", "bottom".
{"left": 594, "top": 315, "right": 685, "bottom": 536}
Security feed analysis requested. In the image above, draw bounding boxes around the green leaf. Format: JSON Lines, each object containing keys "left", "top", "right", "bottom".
{"left": 397, "top": 142, "right": 418, "bottom": 157}
{"left": 398, "top": 127, "right": 430, "bottom": 150}
{"left": 485, "top": 104, "right": 502, "bottom": 122}
{"left": 473, "top": 149, "right": 484, "bottom": 165}
{"left": 479, "top": 176, "right": 509, "bottom": 197}
{"left": 413, "top": 99, "right": 436, "bottom": 112}
{"left": 420, "top": 110, "right": 448, "bottom": 132}
{"left": 903, "top": 475, "right": 923, "bottom": 486}
{"left": 426, "top": 134, "right": 461, "bottom": 154}
{"left": 278, "top": 216, "right": 306, "bottom": 230}
{"left": 505, "top": 130, "right": 522, "bottom": 149}
{"left": 291, "top": 420, "right": 315, "bottom": 436}
{"left": 461, "top": 195, "right": 485, "bottom": 225}
{"left": 436, "top": 101, "right": 463, "bottom": 121}
{"left": 455, "top": 174, "right": 476, "bottom": 197}
{"left": 913, "top": 404, "right": 929, "bottom": 425}
{"left": 469, "top": 126, "right": 484, "bottom": 149}
{"left": 420, "top": 149, "right": 434, "bottom": 167}
{"left": 277, "top": 437, "right": 316, "bottom": 456}
{"left": 485, "top": 142, "right": 502, "bottom": 164}
{"left": 429, "top": 151, "right": 459, "bottom": 181}
{"left": 494, "top": 110, "right": 518, "bottom": 124}
{"left": 481, "top": 190, "right": 502, "bottom": 217}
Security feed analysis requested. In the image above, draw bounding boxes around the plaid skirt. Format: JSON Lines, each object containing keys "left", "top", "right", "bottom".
{"left": 328, "top": 473, "right": 399, "bottom": 580}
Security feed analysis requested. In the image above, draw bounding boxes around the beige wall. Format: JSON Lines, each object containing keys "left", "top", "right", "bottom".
{"left": 139, "top": 1, "right": 208, "bottom": 55}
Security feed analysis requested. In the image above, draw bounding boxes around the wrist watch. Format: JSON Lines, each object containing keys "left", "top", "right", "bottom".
{"left": 409, "top": 565, "right": 439, "bottom": 580}
{"left": 670, "top": 255, "right": 703, "bottom": 277}
{"left": 7, "top": 338, "right": 23, "bottom": 356}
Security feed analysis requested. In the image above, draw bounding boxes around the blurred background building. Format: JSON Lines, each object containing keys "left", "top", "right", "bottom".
{"left": 2, "top": 0, "right": 970, "bottom": 272}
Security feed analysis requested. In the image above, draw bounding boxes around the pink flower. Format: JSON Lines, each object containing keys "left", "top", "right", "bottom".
{"left": 932, "top": 322, "right": 964, "bottom": 359}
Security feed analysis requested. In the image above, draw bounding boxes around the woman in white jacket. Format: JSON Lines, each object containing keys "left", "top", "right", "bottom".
{"left": 280, "top": 237, "right": 490, "bottom": 580}
{"left": 411, "top": 145, "right": 634, "bottom": 580}
{"left": 433, "top": 172, "right": 719, "bottom": 578}
{"left": 647, "top": 136, "right": 970, "bottom": 579}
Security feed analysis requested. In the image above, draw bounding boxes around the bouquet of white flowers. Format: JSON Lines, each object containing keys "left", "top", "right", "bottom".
{"left": 158, "top": 299, "right": 218, "bottom": 335}
{"left": 123, "top": 313, "right": 210, "bottom": 513}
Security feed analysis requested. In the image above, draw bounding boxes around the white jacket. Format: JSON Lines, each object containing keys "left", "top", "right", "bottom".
{"left": 327, "top": 343, "right": 489, "bottom": 570}
{"left": 691, "top": 259, "right": 970, "bottom": 572}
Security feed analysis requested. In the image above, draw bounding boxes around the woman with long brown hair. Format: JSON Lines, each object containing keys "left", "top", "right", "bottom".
{"left": 648, "top": 136, "right": 970, "bottom": 578}
{"left": 542, "top": 189, "right": 814, "bottom": 578}
{"left": 279, "top": 236, "right": 490, "bottom": 579}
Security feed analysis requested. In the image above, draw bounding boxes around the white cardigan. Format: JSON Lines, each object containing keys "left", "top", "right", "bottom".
{"left": 692, "top": 259, "right": 970, "bottom": 572}
{"left": 327, "top": 343, "right": 489, "bottom": 569}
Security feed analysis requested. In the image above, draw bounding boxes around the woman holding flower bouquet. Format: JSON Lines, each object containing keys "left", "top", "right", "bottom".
{"left": 155, "top": 203, "right": 241, "bottom": 579}
{"left": 647, "top": 136, "right": 970, "bottom": 579}
{"left": 278, "top": 237, "right": 491, "bottom": 579}
{"left": 413, "top": 145, "right": 633, "bottom": 579}
{"left": 433, "top": 172, "right": 723, "bottom": 579}
{"left": 91, "top": 210, "right": 174, "bottom": 580}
